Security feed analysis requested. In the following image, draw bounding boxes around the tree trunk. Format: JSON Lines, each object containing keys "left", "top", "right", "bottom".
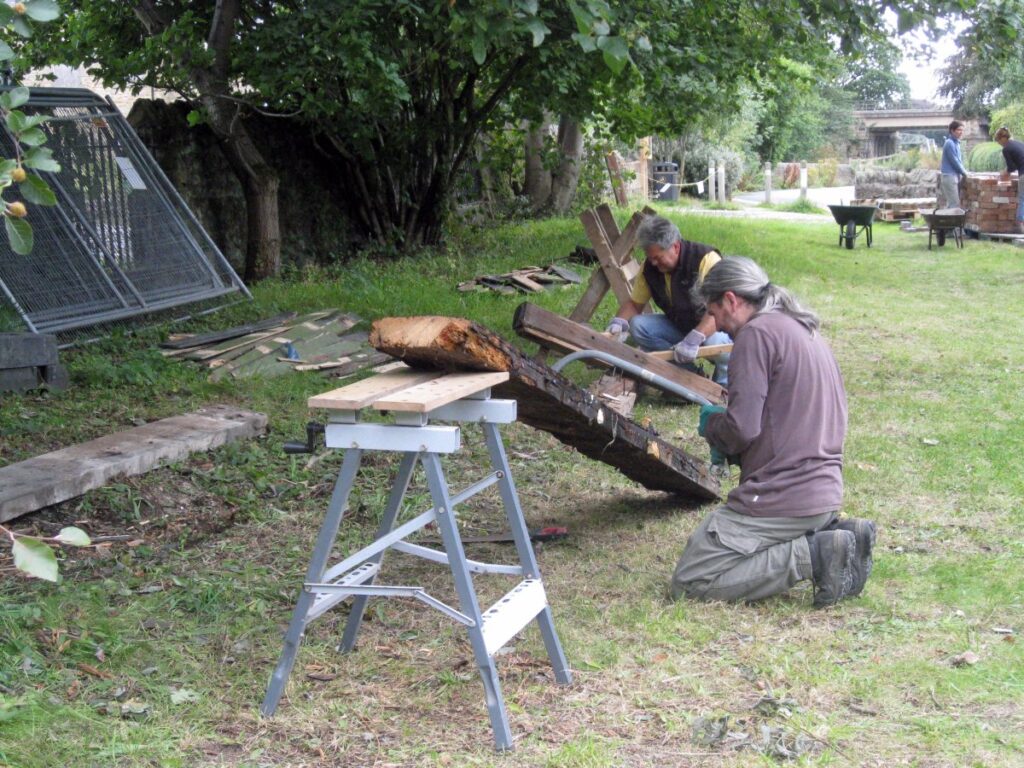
{"left": 524, "top": 121, "right": 551, "bottom": 209}
{"left": 133, "top": 0, "right": 282, "bottom": 281}
{"left": 202, "top": 100, "right": 282, "bottom": 281}
{"left": 548, "top": 115, "right": 584, "bottom": 214}
{"left": 242, "top": 173, "right": 281, "bottom": 281}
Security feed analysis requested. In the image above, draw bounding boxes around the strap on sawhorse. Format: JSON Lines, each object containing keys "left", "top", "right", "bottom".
{"left": 260, "top": 368, "right": 572, "bottom": 751}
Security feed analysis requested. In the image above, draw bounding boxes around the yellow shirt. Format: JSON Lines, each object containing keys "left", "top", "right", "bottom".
{"left": 630, "top": 251, "right": 721, "bottom": 306}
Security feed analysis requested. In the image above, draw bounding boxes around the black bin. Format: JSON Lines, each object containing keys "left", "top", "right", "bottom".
{"left": 651, "top": 161, "right": 679, "bottom": 201}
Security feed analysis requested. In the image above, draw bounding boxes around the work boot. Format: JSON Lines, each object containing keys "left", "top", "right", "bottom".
{"left": 807, "top": 529, "right": 855, "bottom": 608}
{"left": 829, "top": 518, "right": 877, "bottom": 596}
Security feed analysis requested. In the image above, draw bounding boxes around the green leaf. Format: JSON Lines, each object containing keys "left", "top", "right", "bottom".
{"left": 23, "top": 147, "right": 59, "bottom": 172}
{"left": 526, "top": 18, "right": 549, "bottom": 47}
{"left": 5, "top": 111, "right": 26, "bottom": 133}
{"left": 0, "top": 41, "right": 14, "bottom": 62}
{"left": 55, "top": 526, "right": 91, "bottom": 546}
{"left": 12, "top": 537, "right": 57, "bottom": 581}
{"left": 20, "top": 174, "right": 56, "bottom": 205}
{"left": 24, "top": 0, "right": 61, "bottom": 22}
{"left": 18, "top": 127, "right": 47, "bottom": 147}
{"left": 0, "top": 5, "right": 12, "bottom": 25}
{"left": 170, "top": 688, "right": 200, "bottom": 705}
{"left": 570, "top": 1, "right": 591, "bottom": 35}
{"left": 12, "top": 14, "right": 33, "bottom": 38}
{"left": 471, "top": 35, "right": 486, "bottom": 66}
{"left": 0, "top": 159, "right": 16, "bottom": 175}
{"left": 5, "top": 214, "right": 33, "bottom": 255}
{"left": 5, "top": 87, "right": 30, "bottom": 109}
{"left": 572, "top": 32, "right": 597, "bottom": 53}
{"left": 185, "top": 109, "right": 204, "bottom": 127}
{"left": 600, "top": 35, "right": 629, "bottom": 74}
{"left": 635, "top": 35, "right": 652, "bottom": 53}
{"left": 19, "top": 114, "right": 49, "bottom": 129}
{"left": 520, "top": 0, "right": 538, "bottom": 14}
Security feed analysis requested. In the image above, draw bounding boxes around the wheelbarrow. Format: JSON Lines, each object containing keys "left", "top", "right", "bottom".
{"left": 827, "top": 204, "right": 878, "bottom": 249}
{"left": 919, "top": 208, "right": 967, "bottom": 250}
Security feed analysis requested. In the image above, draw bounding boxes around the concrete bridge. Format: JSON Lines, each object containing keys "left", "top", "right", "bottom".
{"left": 852, "top": 107, "right": 989, "bottom": 158}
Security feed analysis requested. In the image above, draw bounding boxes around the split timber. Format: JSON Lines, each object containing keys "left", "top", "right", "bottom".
{"left": 369, "top": 316, "right": 720, "bottom": 500}
{"left": 513, "top": 302, "right": 727, "bottom": 405}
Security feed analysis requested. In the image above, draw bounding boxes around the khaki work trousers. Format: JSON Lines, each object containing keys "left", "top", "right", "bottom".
{"left": 671, "top": 505, "right": 836, "bottom": 603}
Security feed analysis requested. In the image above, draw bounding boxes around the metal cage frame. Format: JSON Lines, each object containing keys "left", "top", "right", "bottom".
{"left": 0, "top": 87, "right": 249, "bottom": 335}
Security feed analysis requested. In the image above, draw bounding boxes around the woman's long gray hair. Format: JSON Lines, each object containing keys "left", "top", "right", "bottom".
{"left": 695, "top": 256, "right": 819, "bottom": 333}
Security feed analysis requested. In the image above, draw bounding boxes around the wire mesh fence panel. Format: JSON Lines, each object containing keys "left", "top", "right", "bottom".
{"left": 0, "top": 87, "right": 247, "bottom": 334}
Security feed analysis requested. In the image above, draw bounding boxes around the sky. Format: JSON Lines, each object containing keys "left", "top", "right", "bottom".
{"left": 894, "top": 27, "right": 961, "bottom": 104}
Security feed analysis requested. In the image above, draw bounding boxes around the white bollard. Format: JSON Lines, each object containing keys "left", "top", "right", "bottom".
{"left": 708, "top": 164, "right": 716, "bottom": 203}
{"left": 799, "top": 161, "right": 808, "bottom": 200}
{"left": 764, "top": 161, "right": 772, "bottom": 204}
{"left": 717, "top": 162, "right": 727, "bottom": 202}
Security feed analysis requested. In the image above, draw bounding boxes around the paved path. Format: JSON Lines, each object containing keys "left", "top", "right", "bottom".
{"left": 655, "top": 186, "right": 857, "bottom": 223}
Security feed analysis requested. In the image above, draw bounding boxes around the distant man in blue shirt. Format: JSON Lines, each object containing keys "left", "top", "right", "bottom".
{"left": 939, "top": 120, "right": 968, "bottom": 208}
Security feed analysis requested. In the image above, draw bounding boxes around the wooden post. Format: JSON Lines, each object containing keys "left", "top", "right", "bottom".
{"left": 605, "top": 151, "right": 629, "bottom": 207}
{"left": 638, "top": 137, "right": 651, "bottom": 202}
{"left": 708, "top": 163, "right": 716, "bottom": 203}
{"left": 717, "top": 163, "right": 727, "bottom": 202}
{"left": 764, "top": 161, "right": 772, "bottom": 204}
{"left": 799, "top": 160, "right": 808, "bottom": 200}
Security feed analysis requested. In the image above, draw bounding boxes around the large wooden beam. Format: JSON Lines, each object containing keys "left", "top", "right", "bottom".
{"left": 369, "top": 316, "right": 720, "bottom": 500}
{"left": 512, "top": 302, "right": 726, "bottom": 405}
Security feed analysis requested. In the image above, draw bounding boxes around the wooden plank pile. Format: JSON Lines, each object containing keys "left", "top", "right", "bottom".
{"left": 457, "top": 264, "right": 582, "bottom": 295}
{"left": 160, "top": 310, "right": 393, "bottom": 380}
{"left": 369, "top": 315, "right": 720, "bottom": 500}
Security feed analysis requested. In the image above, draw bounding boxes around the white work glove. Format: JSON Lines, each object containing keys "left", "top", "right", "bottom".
{"left": 605, "top": 317, "right": 630, "bottom": 341}
{"left": 672, "top": 329, "right": 706, "bottom": 364}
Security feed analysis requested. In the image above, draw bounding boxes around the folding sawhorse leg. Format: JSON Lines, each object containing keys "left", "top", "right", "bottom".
{"left": 260, "top": 369, "right": 571, "bottom": 751}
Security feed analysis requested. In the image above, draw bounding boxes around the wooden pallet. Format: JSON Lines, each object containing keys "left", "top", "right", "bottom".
{"left": 876, "top": 208, "right": 917, "bottom": 222}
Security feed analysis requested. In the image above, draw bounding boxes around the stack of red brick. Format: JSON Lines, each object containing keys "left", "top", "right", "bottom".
{"left": 962, "top": 174, "right": 1020, "bottom": 234}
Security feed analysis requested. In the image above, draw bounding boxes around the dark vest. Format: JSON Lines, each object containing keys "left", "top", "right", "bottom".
{"left": 642, "top": 239, "right": 718, "bottom": 333}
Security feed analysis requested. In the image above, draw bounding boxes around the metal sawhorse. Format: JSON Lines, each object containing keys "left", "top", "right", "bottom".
{"left": 260, "top": 367, "right": 572, "bottom": 751}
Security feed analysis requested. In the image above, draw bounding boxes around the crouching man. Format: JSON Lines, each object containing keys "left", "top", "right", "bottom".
{"left": 670, "top": 256, "right": 875, "bottom": 607}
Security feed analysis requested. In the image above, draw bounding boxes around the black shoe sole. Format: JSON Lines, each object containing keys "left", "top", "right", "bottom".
{"left": 834, "top": 519, "right": 876, "bottom": 597}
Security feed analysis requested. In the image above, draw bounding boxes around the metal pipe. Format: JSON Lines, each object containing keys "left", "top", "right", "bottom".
{"left": 551, "top": 349, "right": 712, "bottom": 406}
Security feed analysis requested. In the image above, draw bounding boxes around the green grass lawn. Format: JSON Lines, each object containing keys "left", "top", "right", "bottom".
{"left": 2, "top": 208, "right": 1023, "bottom": 767}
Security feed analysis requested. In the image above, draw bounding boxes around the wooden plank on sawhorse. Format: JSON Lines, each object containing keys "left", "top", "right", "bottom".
{"left": 369, "top": 315, "right": 721, "bottom": 499}
{"left": 261, "top": 369, "right": 570, "bottom": 752}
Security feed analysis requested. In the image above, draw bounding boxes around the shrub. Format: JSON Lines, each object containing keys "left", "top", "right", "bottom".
{"left": 991, "top": 102, "right": 1024, "bottom": 139}
{"left": 967, "top": 142, "right": 1006, "bottom": 172}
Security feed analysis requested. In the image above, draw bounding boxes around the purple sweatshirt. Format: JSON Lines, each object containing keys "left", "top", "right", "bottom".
{"left": 704, "top": 311, "right": 847, "bottom": 517}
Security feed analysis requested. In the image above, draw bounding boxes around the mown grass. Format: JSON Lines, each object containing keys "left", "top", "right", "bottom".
{"left": 2, "top": 205, "right": 1023, "bottom": 767}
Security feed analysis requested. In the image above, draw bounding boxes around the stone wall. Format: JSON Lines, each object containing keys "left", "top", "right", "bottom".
{"left": 963, "top": 174, "right": 1020, "bottom": 234}
{"left": 853, "top": 167, "right": 938, "bottom": 200}
{"left": 127, "top": 100, "right": 354, "bottom": 273}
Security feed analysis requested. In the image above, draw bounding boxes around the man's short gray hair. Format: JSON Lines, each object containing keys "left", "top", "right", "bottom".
{"left": 636, "top": 215, "right": 681, "bottom": 250}
{"left": 695, "top": 255, "right": 820, "bottom": 333}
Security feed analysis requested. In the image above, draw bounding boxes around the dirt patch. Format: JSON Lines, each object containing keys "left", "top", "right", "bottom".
{"left": 2, "top": 462, "right": 242, "bottom": 577}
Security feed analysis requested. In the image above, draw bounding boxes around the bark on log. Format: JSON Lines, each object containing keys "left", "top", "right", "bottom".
{"left": 370, "top": 316, "right": 720, "bottom": 500}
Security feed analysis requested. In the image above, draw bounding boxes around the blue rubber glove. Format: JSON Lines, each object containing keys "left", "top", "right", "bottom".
{"left": 672, "top": 328, "right": 706, "bottom": 364}
{"left": 605, "top": 317, "right": 629, "bottom": 337}
{"left": 698, "top": 404, "right": 726, "bottom": 437}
